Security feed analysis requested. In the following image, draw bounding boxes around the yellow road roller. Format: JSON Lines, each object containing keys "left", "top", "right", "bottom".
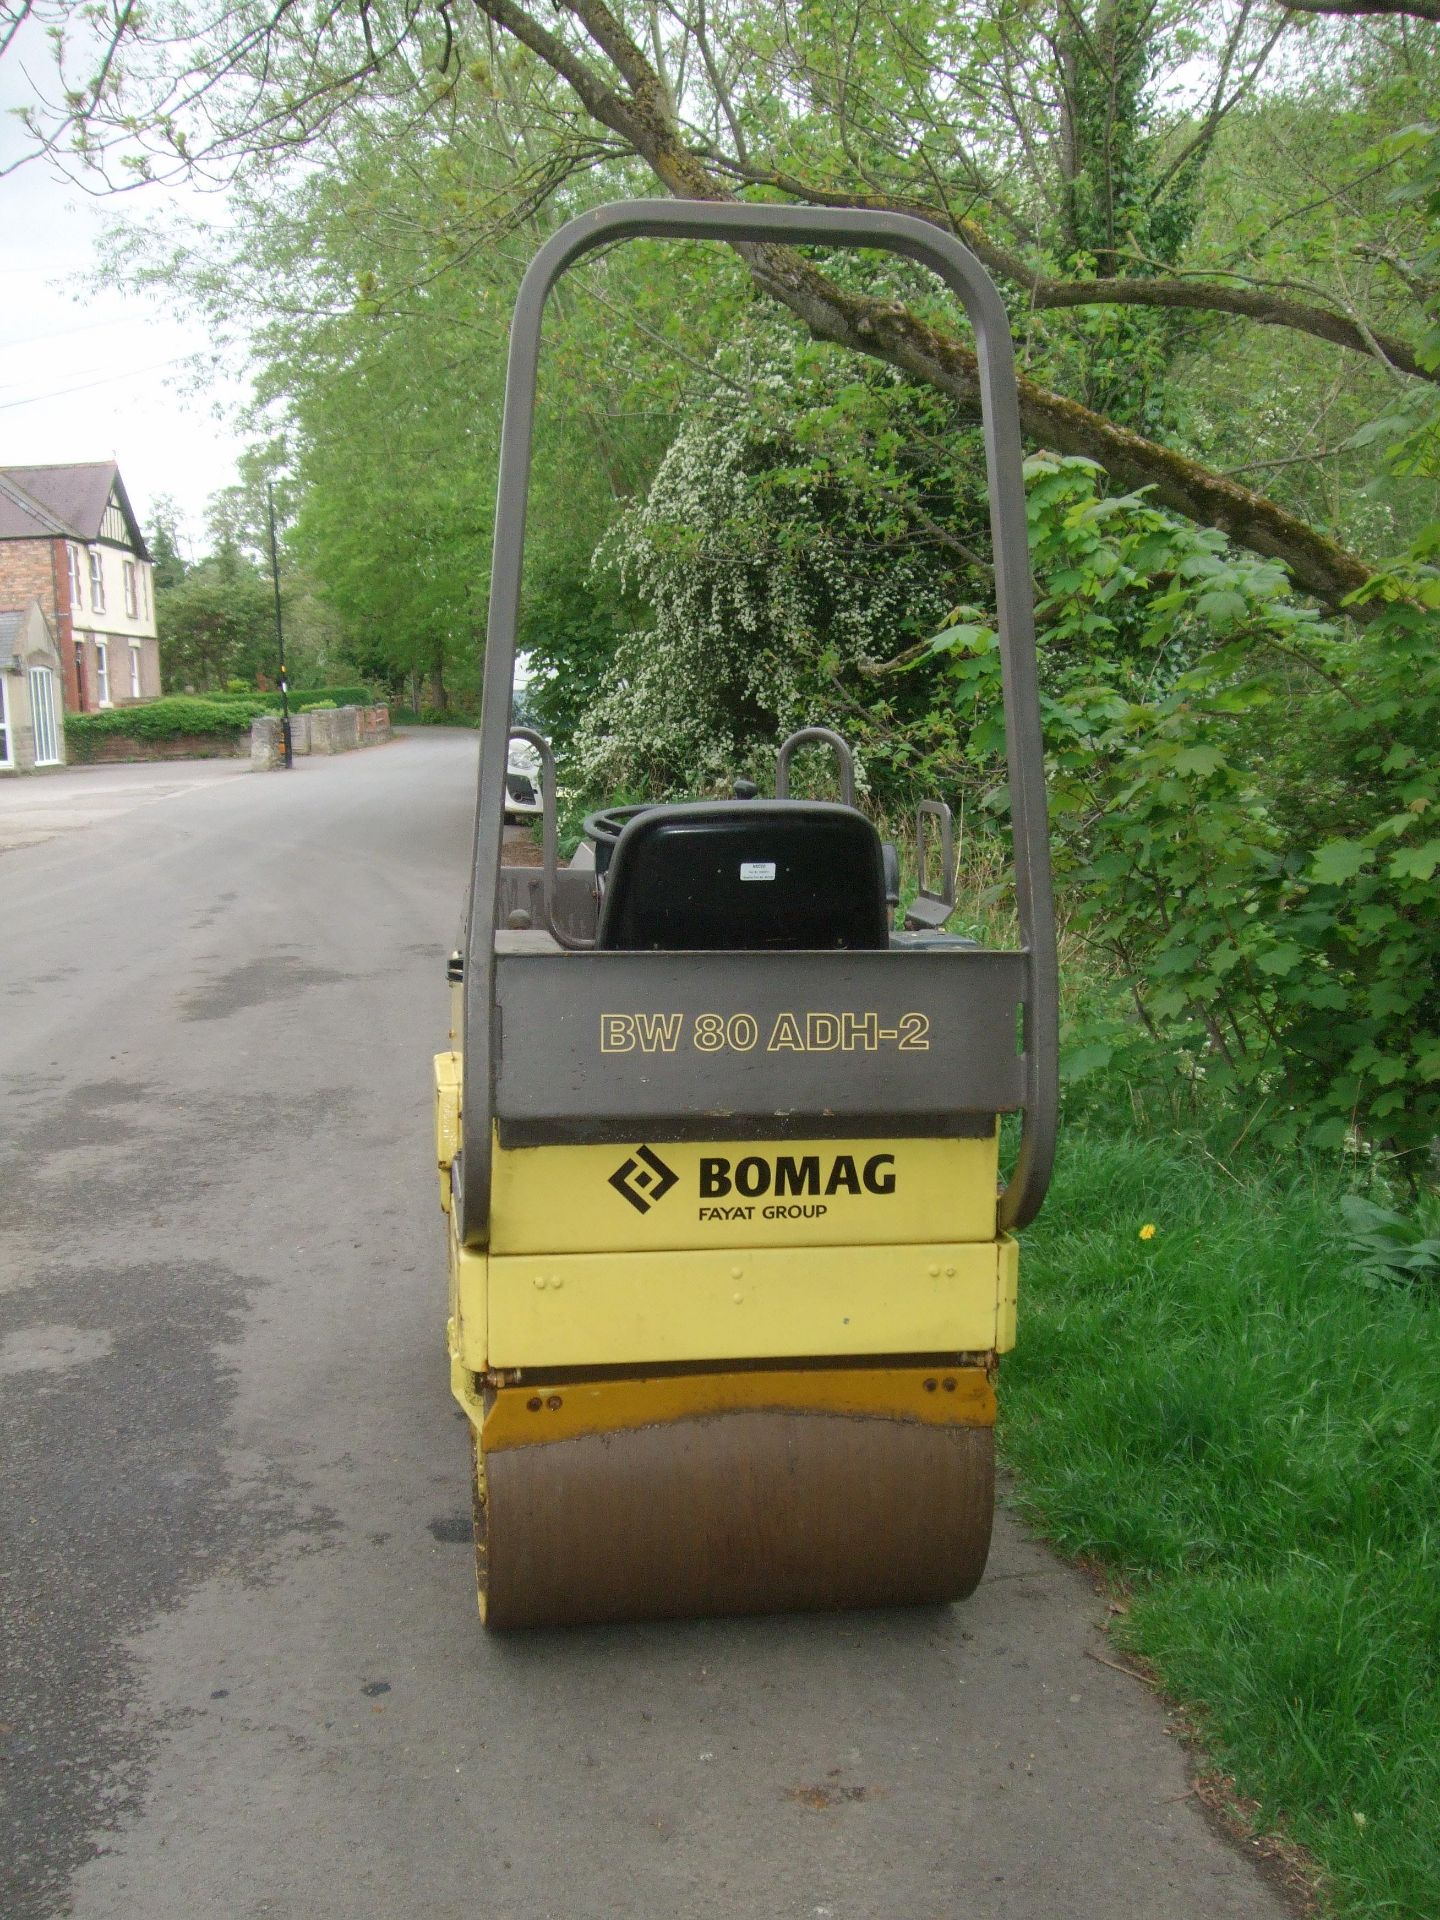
{"left": 435, "top": 200, "right": 1058, "bottom": 1629}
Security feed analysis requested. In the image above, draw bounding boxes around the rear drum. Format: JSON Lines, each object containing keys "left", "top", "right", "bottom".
{"left": 468, "top": 1388, "right": 995, "bottom": 1630}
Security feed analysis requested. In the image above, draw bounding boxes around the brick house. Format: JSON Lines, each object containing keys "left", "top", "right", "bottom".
{"left": 0, "top": 463, "right": 159, "bottom": 714}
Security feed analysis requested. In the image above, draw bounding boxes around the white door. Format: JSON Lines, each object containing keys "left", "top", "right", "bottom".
{"left": 29, "top": 667, "right": 60, "bottom": 766}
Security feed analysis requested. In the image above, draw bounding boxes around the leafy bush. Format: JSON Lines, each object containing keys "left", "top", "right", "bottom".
{"left": 202, "top": 685, "right": 381, "bottom": 711}
{"left": 1339, "top": 1194, "right": 1440, "bottom": 1291}
{"left": 922, "top": 456, "right": 1440, "bottom": 1178}
{"left": 66, "top": 695, "right": 267, "bottom": 757}
{"left": 259, "top": 684, "right": 379, "bottom": 710}
{"left": 289, "top": 684, "right": 379, "bottom": 709}
{"left": 594, "top": 410, "right": 1439, "bottom": 1170}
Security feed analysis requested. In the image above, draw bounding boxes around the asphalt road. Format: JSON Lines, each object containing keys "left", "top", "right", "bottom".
{"left": 0, "top": 733, "right": 1292, "bottom": 1920}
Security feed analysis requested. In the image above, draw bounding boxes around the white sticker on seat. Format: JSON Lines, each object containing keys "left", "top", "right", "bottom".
{"left": 739, "top": 861, "right": 777, "bottom": 881}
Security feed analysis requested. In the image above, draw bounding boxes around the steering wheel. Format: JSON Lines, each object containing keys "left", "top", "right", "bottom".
{"left": 582, "top": 803, "right": 657, "bottom": 877}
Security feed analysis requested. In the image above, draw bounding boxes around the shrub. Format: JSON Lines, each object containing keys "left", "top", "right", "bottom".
{"left": 66, "top": 695, "right": 267, "bottom": 758}
{"left": 920, "top": 456, "right": 1440, "bottom": 1178}
{"left": 281, "top": 684, "right": 379, "bottom": 709}
{"left": 202, "top": 685, "right": 381, "bottom": 712}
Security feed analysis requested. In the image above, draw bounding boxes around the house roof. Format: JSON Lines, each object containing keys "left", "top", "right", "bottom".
{"left": 0, "top": 462, "right": 150, "bottom": 557}
{"left": 0, "top": 470, "right": 76, "bottom": 540}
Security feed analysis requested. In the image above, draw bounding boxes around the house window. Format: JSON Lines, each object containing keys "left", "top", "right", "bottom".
{"left": 67, "top": 543, "right": 85, "bottom": 611}
{"left": 96, "top": 640, "right": 110, "bottom": 706}
{"left": 0, "top": 673, "right": 11, "bottom": 768}
{"left": 129, "top": 643, "right": 142, "bottom": 698}
{"left": 89, "top": 548, "right": 106, "bottom": 613}
{"left": 123, "top": 560, "right": 138, "bottom": 618}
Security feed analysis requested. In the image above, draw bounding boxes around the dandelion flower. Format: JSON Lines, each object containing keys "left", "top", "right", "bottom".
{"left": 1139, "top": 1223, "right": 1157, "bottom": 1241}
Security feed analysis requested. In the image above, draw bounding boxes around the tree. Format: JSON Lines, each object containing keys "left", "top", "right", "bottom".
{"left": 11, "top": 2, "right": 1439, "bottom": 617}
{"left": 156, "top": 545, "right": 275, "bottom": 690}
{"left": 144, "top": 496, "right": 188, "bottom": 589}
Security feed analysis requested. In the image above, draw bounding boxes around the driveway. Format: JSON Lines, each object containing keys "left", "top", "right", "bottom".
{"left": 0, "top": 731, "right": 1292, "bottom": 1920}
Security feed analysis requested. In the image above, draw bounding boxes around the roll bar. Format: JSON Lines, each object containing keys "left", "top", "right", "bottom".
{"left": 464, "top": 199, "right": 1058, "bottom": 1240}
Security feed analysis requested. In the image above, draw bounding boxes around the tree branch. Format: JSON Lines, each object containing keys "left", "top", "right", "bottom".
{"left": 699, "top": 156, "right": 1437, "bottom": 384}
{"left": 1280, "top": 1, "right": 1440, "bottom": 18}
{"left": 470, "top": 0, "right": 1391, "bottom": 618}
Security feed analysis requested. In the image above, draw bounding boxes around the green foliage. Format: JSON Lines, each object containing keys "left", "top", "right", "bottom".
{"left": 288, "top": 686, "right": 377, "bottom": 710}
{"left": 204, "top": 685, "right": 379, "bottom": 710}
{"left": 912, "top": 455, "right": 1440, "bottom": 1175}
{"left": 1339, "top": 1194, "right": 1440, "bottom": 1292}
{"left": 572, "top": 318, "right": 972, "bottom": 802}
{"left": 155, "top": 547, "right": 276, "bottom": 692}
{"left": 593, "top": 392, "right": 1439, "bottom": 1165}
{"left": 1005, "top": 1129, "right": 1440, "bottom": 1918}
{"left": 65, "top": 696, "right": 264, "bottom": 758}
{"left": 145, "top": 496, "right": 188, "bottom": 591}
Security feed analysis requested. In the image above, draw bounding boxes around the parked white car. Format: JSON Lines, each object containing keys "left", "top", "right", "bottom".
{"left": 505, "top": 738, "right": 544, "bottom": 822}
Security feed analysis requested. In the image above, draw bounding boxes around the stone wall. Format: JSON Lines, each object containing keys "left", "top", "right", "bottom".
{"left": 82, "top": 732, "right": 248, "bottom": 765}
{"left": 251, "top": 704, "right": 392, "bottom": 770}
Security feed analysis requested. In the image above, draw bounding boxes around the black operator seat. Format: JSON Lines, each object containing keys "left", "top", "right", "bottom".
{"left": 596, "top": 800, "right": 890, "bottom": 951}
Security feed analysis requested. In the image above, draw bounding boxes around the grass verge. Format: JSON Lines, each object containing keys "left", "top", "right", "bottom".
{"left": 1003, "top": 1128, "right": 1440, "bottom": 1918}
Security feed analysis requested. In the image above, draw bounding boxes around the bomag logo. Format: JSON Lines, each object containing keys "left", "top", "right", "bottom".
{"left": 608, "top": 1145, "right": 679, "bottom": 1214}
{"left": 697, "top": 1151, "right": 895, "bottom": 1221}
{"left": 699, "top": 1151, "right": 895, "bottom": 1199}
{"left": 607, "top": 1147, "right": 896, "bottom": 1223}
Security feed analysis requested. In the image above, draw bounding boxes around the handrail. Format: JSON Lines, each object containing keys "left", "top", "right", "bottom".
{"left": 462, "top": 200, "right": 1058, "bottom": 1244}
{"left": 774, "top": 727, "right": 857, "bottom": 806}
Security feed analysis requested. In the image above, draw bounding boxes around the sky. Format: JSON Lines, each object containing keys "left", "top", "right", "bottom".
{"left": 0, "top": 27, "right": 250, "bottom": 554}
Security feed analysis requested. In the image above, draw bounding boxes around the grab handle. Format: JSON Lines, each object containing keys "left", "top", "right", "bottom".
{"left": 774, "top": 728, "right": 856, "bottom": 807}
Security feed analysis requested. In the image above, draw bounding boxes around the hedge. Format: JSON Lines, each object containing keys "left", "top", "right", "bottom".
{"left": 66, "top": 696, "right": 267, "bottom": 758}
{"left": 262, "top": 686, "right": 380, "bottom": 712}
{"left": 64, "top": 690, "right": 388, "bottom": 760}
{"left": 195, "top": 685, "right": 381, "bottom": 713}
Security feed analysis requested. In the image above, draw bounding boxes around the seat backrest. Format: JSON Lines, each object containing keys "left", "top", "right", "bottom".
{"left": 595, "top": 800, "right": 889, "bottom": 951}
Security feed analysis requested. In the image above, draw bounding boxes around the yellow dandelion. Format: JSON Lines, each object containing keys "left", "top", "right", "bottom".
{"left": 1139, "top": 1223, "right": 1157, "bottom": 1241}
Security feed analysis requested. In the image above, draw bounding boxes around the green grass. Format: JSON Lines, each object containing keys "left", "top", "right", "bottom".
{"left": 1004, "top": 1129, "right": 1440, "bottom": 1918}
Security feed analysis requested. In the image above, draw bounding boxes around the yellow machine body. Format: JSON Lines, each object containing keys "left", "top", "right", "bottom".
{"left": 436, "top": 1051, "right": 1015, "bottom": 1627}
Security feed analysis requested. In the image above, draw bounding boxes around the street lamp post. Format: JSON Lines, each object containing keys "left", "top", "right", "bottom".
{"left": 266, "top": 482, "right": 293, "bottom": 770}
